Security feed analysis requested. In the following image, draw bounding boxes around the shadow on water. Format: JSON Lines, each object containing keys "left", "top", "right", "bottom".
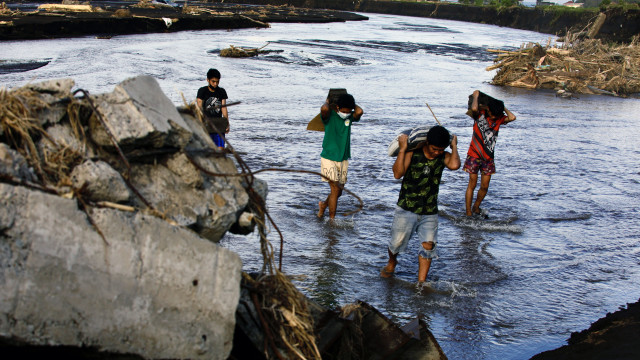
{"left": 383, "top": 22, "right": 461, "bottom": 33}
{"left": 454, "top": 229, "right": 509, "bottom": 286}
{"left": 309, "top": 222, "right": 346, "bottom": 309}
{"left": 0, "top": 60, "right": 50, "bottom": 75}
{"left": 208, "top": 39, "right": 504, "bottom": 67}
{"left": 440, "top": 208, "right": 524, "bottom": 234}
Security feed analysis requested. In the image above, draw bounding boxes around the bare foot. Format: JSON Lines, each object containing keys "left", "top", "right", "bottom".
{"left": 380, "top": 263, "right": 396, "bottom": 278}
{"left": 317, "top": 201, "right": 327, "bottom": 218}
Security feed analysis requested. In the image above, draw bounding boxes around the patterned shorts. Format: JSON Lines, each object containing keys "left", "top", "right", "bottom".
{"left": 463, "top": 155, "right": 496, "bottom": 175}
{"left": 320, "top": 157, "right": 348, "bottom": 184}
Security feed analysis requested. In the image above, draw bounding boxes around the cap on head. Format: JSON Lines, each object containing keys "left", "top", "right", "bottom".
{"left": 207, "top": 68, "right": 221, "bottom": 80}
{"left": 427, "top": 125, "right": 450, "bottom": 148}
{"left": 336, "top": 94, "right": 355, "bottom": 110}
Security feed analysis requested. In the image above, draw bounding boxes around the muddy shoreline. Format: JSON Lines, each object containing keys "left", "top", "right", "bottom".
{"left": 0, "top": 2, "right": 368, "bottom": 40}
{"left": 231, "top": 0, "right": 640, "bottom": 43}
{"left": 531, "top": 298, "right": 640, "bottom": 360}
{"left": 2, "top": 1, "right": 638, "bottom": 42}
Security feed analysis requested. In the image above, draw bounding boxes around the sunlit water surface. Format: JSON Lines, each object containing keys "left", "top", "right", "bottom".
{"left": 2, "top": 13, "right": 640, "bottom": 360}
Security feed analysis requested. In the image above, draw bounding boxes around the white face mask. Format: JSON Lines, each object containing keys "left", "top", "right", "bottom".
{"left": 337, "top": 111, "right": 351, "bottom": 120}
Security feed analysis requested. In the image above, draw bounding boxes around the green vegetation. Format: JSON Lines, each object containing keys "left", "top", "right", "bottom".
{"left": 537, "top": 4, "right": 598, "bottom": 13}
{"left": 599, "top": 0, "right": 640, "bottom": 10}
{"left": 488, "top": 0, "right": 520, "bottom": 7}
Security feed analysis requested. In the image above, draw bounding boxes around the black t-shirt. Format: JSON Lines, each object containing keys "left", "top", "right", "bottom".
{"left": 197, "top": 86, "right": 228, "bottom": 118}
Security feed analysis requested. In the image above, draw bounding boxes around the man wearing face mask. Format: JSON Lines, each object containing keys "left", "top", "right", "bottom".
{"left": 317, "top": 93, "right": 364, "bottom": 219}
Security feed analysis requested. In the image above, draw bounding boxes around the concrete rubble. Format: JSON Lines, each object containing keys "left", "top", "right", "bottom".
{"left": 0, "top": 75, "right": 266, "bottom": 359}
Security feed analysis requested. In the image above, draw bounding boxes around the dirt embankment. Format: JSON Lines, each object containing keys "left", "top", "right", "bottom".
{"left": 227, "top": 0, "right": 640, "bottom": 43}
{"left": 530, "top": 298, "right": 640, "bottom": 360}
{"left": 2, "top": 1, "right": 637, "bottom": 42}
{"left": 0, "top": 2, "right": 367, "bottom": 40}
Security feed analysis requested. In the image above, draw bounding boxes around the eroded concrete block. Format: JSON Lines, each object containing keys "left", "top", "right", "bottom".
{"left": 0, "top": 183, "right": 242, "bottom": 360}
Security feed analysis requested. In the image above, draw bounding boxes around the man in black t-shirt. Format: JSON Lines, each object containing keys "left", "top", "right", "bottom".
{"left": 196, "top": 68, "right": 228, "bottom": 149}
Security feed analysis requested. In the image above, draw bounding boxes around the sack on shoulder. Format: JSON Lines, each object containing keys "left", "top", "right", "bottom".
{"left": 467, "top": 91, "right": 503, "bottom": 116}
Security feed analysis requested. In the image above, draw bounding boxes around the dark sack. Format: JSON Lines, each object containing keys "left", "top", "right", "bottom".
{"left": 467, "top": 91, "right": 505, "bottom": 111}
{"left": 204, "top": 116, "right": 229, "bottom": 134}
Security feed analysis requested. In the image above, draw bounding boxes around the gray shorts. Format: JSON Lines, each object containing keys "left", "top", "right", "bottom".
{"left": 388, "top": 206, "right": 438, "bottom": 259}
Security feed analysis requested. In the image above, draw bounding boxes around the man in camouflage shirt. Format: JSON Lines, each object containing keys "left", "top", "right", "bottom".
{"left": 381, "top": 126, "right": 460, "bottom": 283}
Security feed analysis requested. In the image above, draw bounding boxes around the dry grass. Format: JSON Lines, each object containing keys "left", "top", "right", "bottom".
{"left": 237, "top": 189, "right": 322, "bottom": 360}
{"left": 245, "top": 272, "right": 322, "bottom": 359}
{"left": 0, "top": 86, "right": 86, "bottom": 186}
{"left": 181, "top": 5, "right": 233, "bottom": 16}
{"left": 132, "top": 0, "right": 168, "bottom": 9}
{"left": 113, "top": 8, "right": 131, "bottom": 17}
{"left": 0, "top": 87, "right": 49, "bottom": 180}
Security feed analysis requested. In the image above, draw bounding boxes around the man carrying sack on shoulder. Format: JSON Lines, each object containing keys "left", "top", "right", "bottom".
{"left": 464, "top": 90, "right": 516, "bottom": 218}
{"left": 317, "top": 93, "right": 364, "bottom": 220}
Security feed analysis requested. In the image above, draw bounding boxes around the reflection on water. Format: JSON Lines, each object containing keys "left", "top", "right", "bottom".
{"left": 384, "top": 22, "right": 460, "bottom": 33}
{"left": 1, "top": 13, "right": 639, "bottom": 360}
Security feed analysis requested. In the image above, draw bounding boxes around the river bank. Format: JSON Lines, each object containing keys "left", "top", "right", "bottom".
{"left": 3, "top": 0, "right": 639, "bottom": 42}
{"left": 531, "top": 298, "right": 640, "bottom": 360}
{"left": 228, "top": 0, "right": 640, "bottom": 44}
{"left": 0, "top": 1, "right": 367, "bottom": 40}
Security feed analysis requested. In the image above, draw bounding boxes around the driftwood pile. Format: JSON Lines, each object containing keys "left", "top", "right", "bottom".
{"left": 489, "top": 38, "right": 640, "bottom": 97}
{"left": 181, "top": 5, "right": 233, "bottom": 16}
{"left": 133, "top": 0, "right": 173, "bottom": 9}
{"left": 220, "top": 44, "right": 277, "bottom": 58}
{"left": 489, "top": 15, "right": 640, "bottom": 98}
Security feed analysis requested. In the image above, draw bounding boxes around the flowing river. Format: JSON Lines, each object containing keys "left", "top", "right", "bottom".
{"left": 2, "top": 12, "right": 640, "bottom": 359}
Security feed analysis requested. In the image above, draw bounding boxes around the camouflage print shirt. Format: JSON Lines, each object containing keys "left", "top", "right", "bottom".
{"left": 397, "top": 149, "right": 445, "bottom": 215}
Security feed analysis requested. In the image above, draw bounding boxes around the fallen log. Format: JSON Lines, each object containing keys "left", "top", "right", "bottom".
{"left": 220, "top": 44, "right": 277, "bottom": 58}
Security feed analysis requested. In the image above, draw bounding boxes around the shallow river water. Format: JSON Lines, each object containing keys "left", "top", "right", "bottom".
{"left": 2, "top": 13, "right": 640, "bottom": 359}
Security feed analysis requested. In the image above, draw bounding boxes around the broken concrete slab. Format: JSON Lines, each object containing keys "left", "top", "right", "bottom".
{"left": 70, "top": 159, "right": 131, "bottom": 203}
{"left": 0, "top": 73, "right": 266, "bottom": 358}
{"left": 0, "top": 143, "right": 37, "bottom": 182}
{"left": 0, "top": 182, "right": 242, "bottom": 360}
{"left": 89, "top": 75, "right": 192, "bottom": 150}
{"left": 24, "top": 78, "right": 75, "bottom": 95}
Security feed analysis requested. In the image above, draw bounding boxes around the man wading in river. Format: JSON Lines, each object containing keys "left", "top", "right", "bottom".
{"left": 464, "top": 90, "right": 516, "bottom": 217}
{"left": 196, "top": 68, "right": 229, "bottom": 150}
{"left": 381, "top": 126, "right": 460, "bottom": 283}
{"left": 317, "top": 93, "right": 363, "bottom": 219}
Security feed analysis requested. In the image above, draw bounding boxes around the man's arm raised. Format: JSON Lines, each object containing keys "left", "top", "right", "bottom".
{"left": 444, "top": 134, "right": 461, "bottom": 170}
{"left": 504, "top": 108, "right": 516, "bottom": 123}
{"left": 353, "top": 104, "right": 364, "bottom": 121}
{"left": 393, "top": 134, "right": 413, "bottom": 179}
